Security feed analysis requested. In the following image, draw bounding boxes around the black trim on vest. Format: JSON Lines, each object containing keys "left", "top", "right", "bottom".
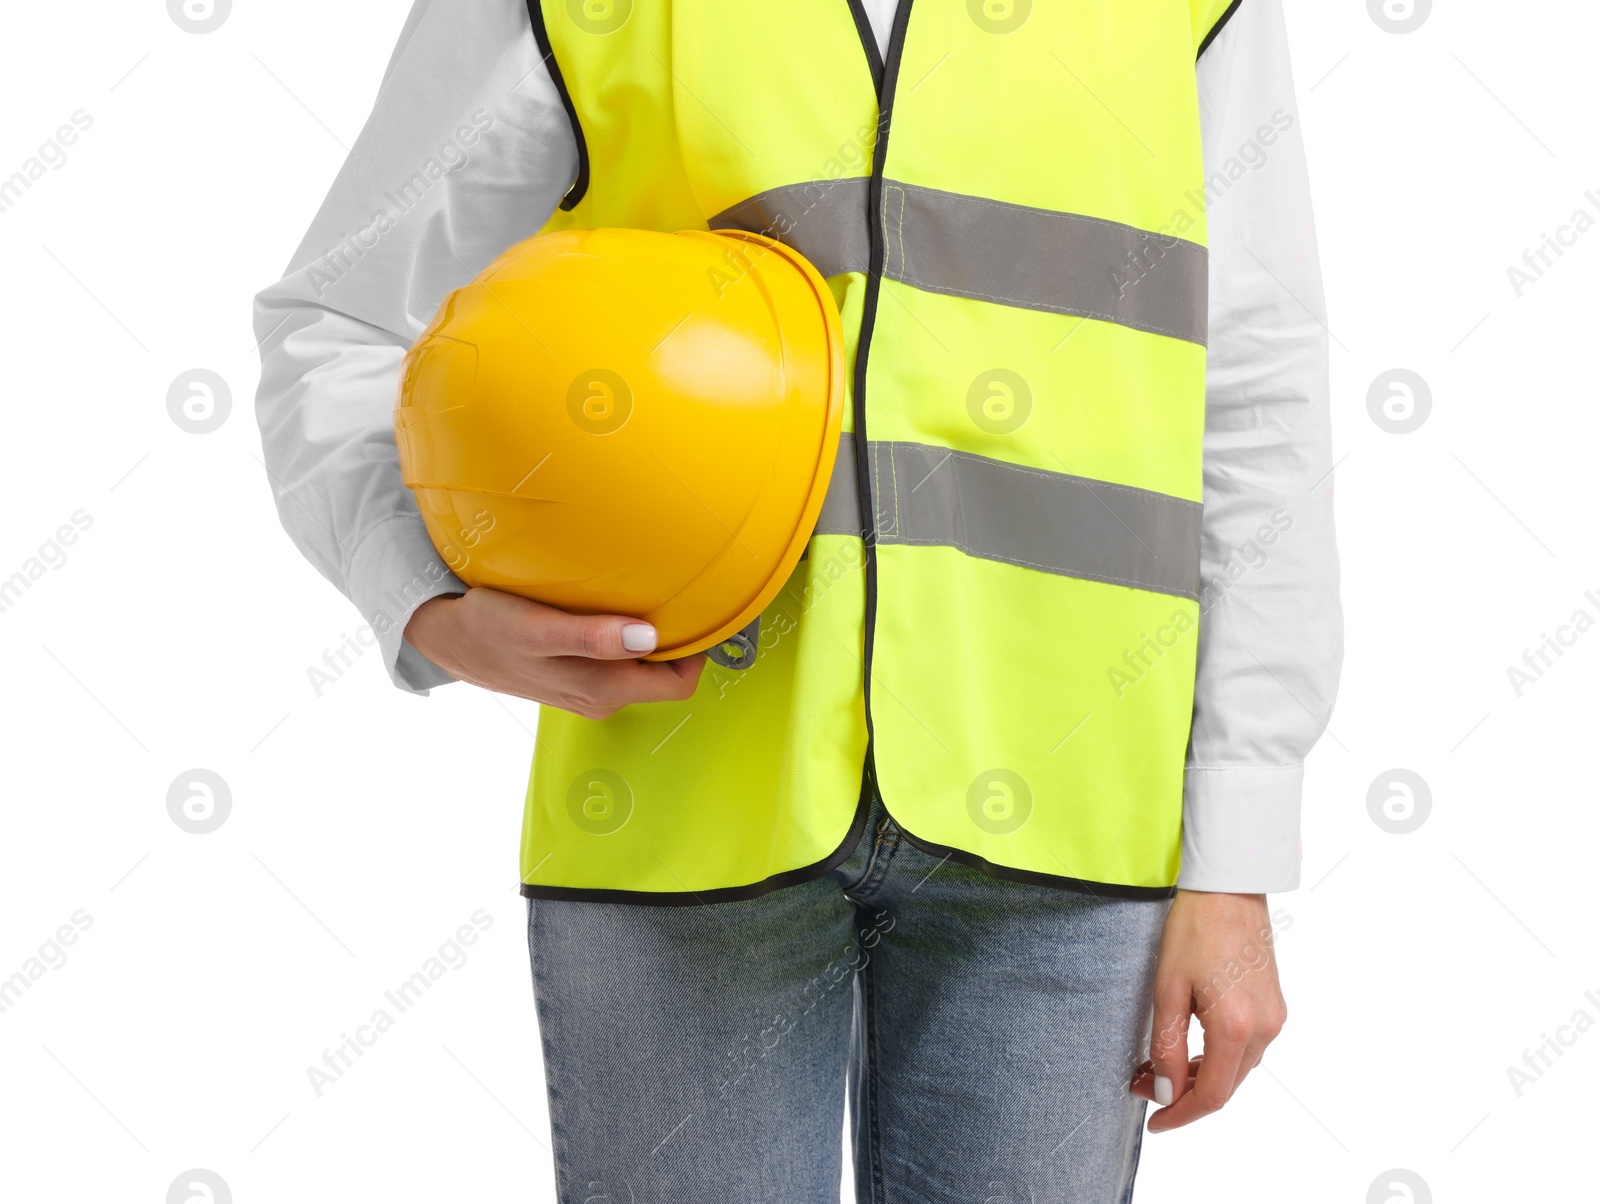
{"left": 1198, "top": 0, "right": 1244, "bottom": 58}
{"left": 520, "top": 761, "right": 878, "bottom": 907}
{"left": 843, "top": 0, "right": 886, "bottom": 92}
{"left": 525, "top": 0, "right": 590, "bottom": 210}
{"left": 846, "top": 0, "right": 912, "bottom": 891}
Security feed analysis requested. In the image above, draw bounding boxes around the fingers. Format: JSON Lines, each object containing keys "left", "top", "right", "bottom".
{"left": 462, "top": 589, "right": 660, "bottom": 661}
{"left": 1129, "top": 1056, "right": 1200, "bottom": 1104}
{"left": 538, "top": 655, "right": 706, "bottom": 718}
{"left": 533, "top": 607, "right": 663, "bottom": 661}
{"left": 426, "top": 588, "right": 710, "bottom": 714}
{"left": 1230, "top": 996, "right": 1286, "bottom": 1096}
{"left": 660, "top": 655, "right": 709, "bottom": 685}
{"left": 1232, "top": 1038, "right": 1272, "bottom": 1098}
{"left": 1134, "top": 891, "right": 1290, "bottom": 1134}
{"left": 1147, "top": 972, "right": 1193, "bottom": 1109}
{"left": 1146, "top": 1020, "right": 1248, "bottom": 1133}
{"left": 1145, "top": 990, "right": 1287, "bottom": 1133}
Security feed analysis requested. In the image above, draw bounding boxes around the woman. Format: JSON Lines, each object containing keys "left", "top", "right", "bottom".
{"left": 254, "top": 0, "right": 1341, "bottom": 1198}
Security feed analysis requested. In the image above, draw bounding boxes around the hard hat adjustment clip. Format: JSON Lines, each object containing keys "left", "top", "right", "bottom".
{"left": 706, "top": 615, "right": 761, "bottom": 671}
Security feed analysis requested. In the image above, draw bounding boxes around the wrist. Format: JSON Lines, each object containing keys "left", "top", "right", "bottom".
{"left": 404, "top": 592, "right": 464, "bottom": 663}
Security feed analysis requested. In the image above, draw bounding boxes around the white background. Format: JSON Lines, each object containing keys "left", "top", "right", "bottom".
{"left": 1, "top": 1, "right": 1595, "bottom": 1201}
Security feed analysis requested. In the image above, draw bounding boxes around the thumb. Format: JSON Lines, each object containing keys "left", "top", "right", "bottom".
{"left": 1147, "top": 973, "right": 1193, "bottom": 1108}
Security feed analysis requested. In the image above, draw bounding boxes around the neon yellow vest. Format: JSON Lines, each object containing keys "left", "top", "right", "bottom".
{"left": 520, "top": 0, "right": 1237, "bottom": 902}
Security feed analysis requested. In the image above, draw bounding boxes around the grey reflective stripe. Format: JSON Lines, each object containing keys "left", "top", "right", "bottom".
{"left": 812, "top": 438, "right": 1202, "bottom": 601}
{"left": 710, "top": 179, "right": 1208, "bottom": 345}
{"left": 880, "top": 182, "right": 1208, "bottom": 345}
{"left": 710, "top": 178, "right": 871, "bottom": 281}
{"left": 812, "top": 436, "right": 869, "bottom": 539}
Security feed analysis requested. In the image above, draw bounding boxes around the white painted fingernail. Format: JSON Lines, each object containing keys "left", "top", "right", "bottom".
{"left": 621, "top": 623, "right": 657, "bottom": 652}
{"left": 1154, "top": 1075, "right": 1174, "bottom": 1106}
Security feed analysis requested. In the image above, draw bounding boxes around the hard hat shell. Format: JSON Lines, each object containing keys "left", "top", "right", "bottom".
{"left": 395, "top": 227, "right": 846, "bottom": 663}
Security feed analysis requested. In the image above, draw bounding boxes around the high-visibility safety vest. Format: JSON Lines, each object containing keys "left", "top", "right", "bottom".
{"left": 518, "top": 0, "right": 1239, "bottom": 904}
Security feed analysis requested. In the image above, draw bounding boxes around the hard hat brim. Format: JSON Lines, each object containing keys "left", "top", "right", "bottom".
{"left": 644, "top": 229, "right": 846, "bottom": 665}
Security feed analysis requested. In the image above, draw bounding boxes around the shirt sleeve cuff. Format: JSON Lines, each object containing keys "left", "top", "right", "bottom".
{"left": 346, "top": 515, "right": 468, "bottom": 695}
{"left": 1178, "top": 764, "right": 1304, "bottom": 894}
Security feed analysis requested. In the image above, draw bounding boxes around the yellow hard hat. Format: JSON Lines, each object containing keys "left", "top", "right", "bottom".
{"left": 394, "top": 227, "right": 845, "bottom": 666}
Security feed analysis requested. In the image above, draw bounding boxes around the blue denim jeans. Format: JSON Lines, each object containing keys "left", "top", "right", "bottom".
{"left": 527, "top": 791, "right": 1170, "bottom": 1202}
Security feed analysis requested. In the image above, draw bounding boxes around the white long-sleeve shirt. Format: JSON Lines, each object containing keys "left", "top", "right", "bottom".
{"left": 253, "top": 0, "right": 1341, "bottom": 894}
